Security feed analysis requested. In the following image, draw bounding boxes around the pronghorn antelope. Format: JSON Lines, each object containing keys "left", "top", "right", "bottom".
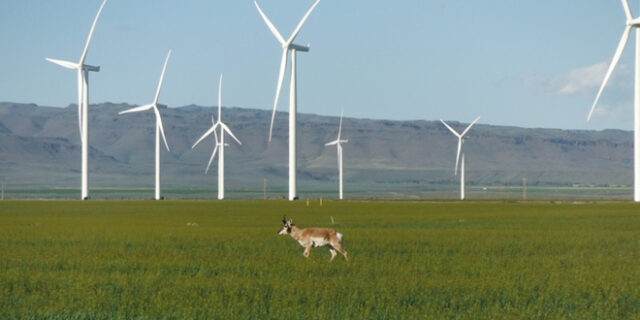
{"left": 278, "top": 217, "right": 349, "bottom": 262}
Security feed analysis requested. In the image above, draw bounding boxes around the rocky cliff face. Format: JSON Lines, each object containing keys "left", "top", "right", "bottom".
{"left": 0, "top": 102, "right": 632, "bottom": 192}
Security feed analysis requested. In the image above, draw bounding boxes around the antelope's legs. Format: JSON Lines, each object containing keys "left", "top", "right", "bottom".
{"left": 329, "top": 248, "right": 337, "bottom": 262}
{"left": 335, "top": 246, "right": 349, "bottom": 261}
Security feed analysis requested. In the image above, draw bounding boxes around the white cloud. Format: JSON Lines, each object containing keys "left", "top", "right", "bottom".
{"left": 517, "top": 61, "right": 634, "bottom": 128}
{"left": 522, "top": 61, "right": 631, "bottom": 98}
{"left": 556, "top": 61, "right": 609, "bottom": 95}
{"left": 590, "top": 101, "right": 629, "bottom": 120}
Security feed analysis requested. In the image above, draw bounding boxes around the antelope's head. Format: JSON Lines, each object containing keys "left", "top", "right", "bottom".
{"left": 278, "top": 216, "right": 294, "bottom": 235}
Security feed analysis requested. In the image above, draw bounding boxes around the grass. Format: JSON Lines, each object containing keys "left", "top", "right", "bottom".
{"left": 1, "top": 185, "right": 634, "bottom": 200}
{"left": 0, "top": 200, "right": 639, "bottom": 319}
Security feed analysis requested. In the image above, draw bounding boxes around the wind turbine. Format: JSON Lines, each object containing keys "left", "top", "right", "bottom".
{"left": 45, "top": 0, "right": 107, "bottom": 200}
{"left": 192, "top": 75, "right": 242, "bottom": 200}
{"left": 589, "top": 0, "right": 640, "bottom": 202}
{"left": 119, "top": 50, "right": 172, "bottom": 200}
{"left": 325, "top": 110, "right": 348, "bottom": 200}
{"left": 254, "top": 0, "right": 322, "bottom": 201}
{"left": 440, "top": 117, "right": 481, "bottom": 200}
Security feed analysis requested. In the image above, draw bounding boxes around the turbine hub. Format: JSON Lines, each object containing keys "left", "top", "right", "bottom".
{"left": 627, "top": 18, "right": 640, "bottom": 27}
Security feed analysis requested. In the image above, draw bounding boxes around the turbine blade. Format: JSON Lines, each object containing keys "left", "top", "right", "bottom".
{"left": 254, "top": 0, "right": 286, "bottom": 44}
{"left": 213, "top": 126, "right": 220, "bottom": 144}
{"left": 154, "top": 50, "right": 172, "bottom": 105}
{"left": 154, "top": 106, "right": 170, "bottom": 152}
{"left": 205, "top": 145, "right": 219, "bottom": 175}
{"left": 192, "top": 125, "right": 217, "bottom": 149}
{"left": 622, "top": 0, "right": 633, "bottom": 20}
{"left": 589, "top": 26, "right": 632, "bottom": 121}
{"left": 118, "top": 104, "right": 153, "bottom": 115}
{"left": 218, "top": 74, "right": 223, "bottom": 123}
{"left": 455, "top": 138, "right": 462, "bottom": 176}
{"left": 222, "top": 123, "right": 242, "bottom": 145}
{"left": 79, "top": 0, "right": 107, "bottom": 65}
{"left": 461, "top": 116, "right": 481, "bottom": 137}
{"left": 269, "top": 48, "right": 289, "bottom": 141}
{"left": 46, "top": 58, "right": 79, "bottom": 70}
{"left": 440, "top": 119, "right": 461, "bottom": 137}
{"left": 286, "top": 0, "right": 322, "bottom": 46}
{"left": 325, "top": 140, "right": 338, "bottom": 146}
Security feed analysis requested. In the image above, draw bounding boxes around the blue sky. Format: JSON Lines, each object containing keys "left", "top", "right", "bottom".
{"left": 0, "top": 0, "right": 636, "bottom": 130}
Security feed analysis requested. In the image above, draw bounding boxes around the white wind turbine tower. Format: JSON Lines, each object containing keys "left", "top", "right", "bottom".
{"left": 119, "top": 50, "right": 172, "bottom": 200}
{"left": 254, "top": 0, "right": 322, "bottom": 201}
{"left": 192, "top": 75, "right": 242, "bottom": 200}
{"left": 589, "top": 0, "right": 640, "bottom": 202}
{"left": 45, "top": 0, "right": 107, "bottom": 200}
{"left": 325, "top": 110, "right": 348, "bottom": 200}
{"left": 440, "top": 117, "right": 481, "bottom": 200}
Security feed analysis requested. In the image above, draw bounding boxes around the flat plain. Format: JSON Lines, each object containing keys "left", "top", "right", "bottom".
{"left": 0, "top": 200, "right": 638, "bottom": 319}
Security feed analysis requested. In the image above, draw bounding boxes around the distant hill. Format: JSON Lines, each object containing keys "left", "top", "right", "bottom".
{"left": 0, "top": 102, "right": 632, "bottom": 198}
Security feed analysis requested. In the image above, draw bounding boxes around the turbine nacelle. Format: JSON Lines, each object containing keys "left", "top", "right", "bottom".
{"left": 44, "top": 0, "right": 107, "bottom": 201}
{"left": 45, "top": 0, "right": 108, "bottom": 200}
{"left": 325, "top": 110, "right": 348, "bottom": 200}
{"left": 589, "top": 0, "right": 640, "bottom": 120}
{"left": 255, "top": 0, "right": 321, "bottom": 141}
{"left": 119, "top": 50, "right": 172, "bottom": 153}
{"left": 83, "top": 64, "right": 101, "bottom": 72}
{"left": 192, "top": 74, "right": 242, "bottom": 175}
{"left": 590, "top": 0, "right": 640, "bottom": 202}
{"left": 46, "top": 0, "right": 107, "bottom": 71}
{"left": 289, "top": 43, "right": 310, "bottom": 52}
{"left": 440, "top": 117, "right": 480, "bottom": 176}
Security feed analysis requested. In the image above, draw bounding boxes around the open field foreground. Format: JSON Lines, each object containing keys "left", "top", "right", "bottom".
{"left": 0, "top": 201, "right": 639, "bottom": 319}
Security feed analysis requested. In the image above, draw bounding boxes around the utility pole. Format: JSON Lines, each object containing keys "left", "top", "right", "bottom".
{"left": 263, "top": 178, "right": 267, "bottom": 200}
{"left": 523, "top": 177, "right": 527, "bottom": 201}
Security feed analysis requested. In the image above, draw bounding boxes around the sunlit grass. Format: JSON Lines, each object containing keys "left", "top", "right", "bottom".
{"left": 0, "top": 200, "right": 638, "bottom": 319}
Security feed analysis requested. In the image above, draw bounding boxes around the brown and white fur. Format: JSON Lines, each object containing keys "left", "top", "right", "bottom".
{"left": 278, "top": 217, "right": 349, "bottom": 262}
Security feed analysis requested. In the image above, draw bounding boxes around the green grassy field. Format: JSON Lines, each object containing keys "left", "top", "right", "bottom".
{"left": 0, "top": 200, "right": 638, "bottom": 319}
{"left": 0, "top": 185, "right": 633, "bottom": 201}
